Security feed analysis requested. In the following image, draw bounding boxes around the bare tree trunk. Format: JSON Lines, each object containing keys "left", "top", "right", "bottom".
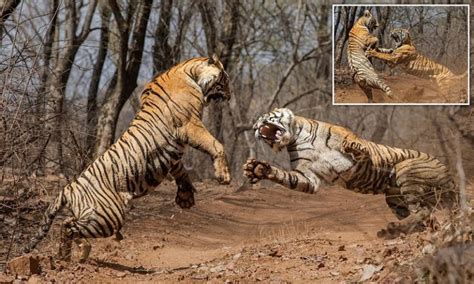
{"left": 376, "top": 7, "right": 391, "bottom": 47}
{"left": 153, "top": 0, "right": 195, "bottom": 74}
{"left": 199, "top": 0, "right": 240, "bottom": 142}
{"left": 94, "top": 0, "right": 152, "bottom": 156}
{"left": 437, "top": 9, "right": 451, "bottom": 62}
{"left": 44, "top": 0, "right": 97, "bottom": 172}
{"left": 370, "top": 110, "right": 389, "bottom": 142}
{"left": 86, "top": 6, "right": 110, "bottom": 161}
{"left": 153, "top": 0, "right": 173, "bottom": 73}
{"left": 335, "top": 6, "right": 357, "bottom": 68}
{"left": 33, "top": 0, "right": 58, "bottom": 172}
{"left": 0, "top": 0, "right": 21, "bottom": 46}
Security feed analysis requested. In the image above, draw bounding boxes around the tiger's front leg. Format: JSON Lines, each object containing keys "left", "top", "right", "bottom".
{"left": 181, "top": 121, "right": 231, "bottom": 184}
{"left": 170, "top": 160, "right": 195, "bottom": 209}
{"left": 365, "top": 35, "right": 379, "bottom": 50}
{"left": 243, "top": 159, "right": 319, "bottom": 194}
{"left": 366, "top": 49, "right": 402, "bottom": 65}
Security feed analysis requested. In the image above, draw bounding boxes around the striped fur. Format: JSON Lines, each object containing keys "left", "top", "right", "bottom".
{"left": 244, "top": 108, "right": 458, "bottom": 237}
{"left": 24, "top": 55, "right": 232, "bottom": 261}
{"left": 347, "top": 10, "right": 392, "bottom": 103}
{"left": 367, "top": 28, "right": 467, "bottom": 101}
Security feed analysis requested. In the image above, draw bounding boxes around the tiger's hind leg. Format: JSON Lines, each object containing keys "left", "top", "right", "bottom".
{"left": 58, "top": 217, "right": 95, "bottom": 262}
{"left": 171, "top": 160, "right": 196, "bottom": 209}
{"left": 378, "top": 158, "right": 448, "bottom": 238}
{"left": 58, "top": 217, "right": 76, "bottom": 261}
{"left": 360, "top": 85, "right": 374, "bottom": 103}
{"left": 378, "top": 189, "right": 430, "bottom": 239}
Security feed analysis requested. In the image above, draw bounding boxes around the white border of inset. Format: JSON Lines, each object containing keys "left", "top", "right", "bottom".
{"left": 332, "top": 4, "right": 470, "bottom": 106}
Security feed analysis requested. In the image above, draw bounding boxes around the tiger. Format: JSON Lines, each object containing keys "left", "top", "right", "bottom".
{"left": 366, "top": 28, "right": 468, "bottom": 102}
{"left": 347, "top": 10, "right": 393, "bottom": 103}
{"left": 23, "top": 55, "right": 232, "bottom": 261}
{"left": 243, "top": 108, "right": 458, "bottom": 238}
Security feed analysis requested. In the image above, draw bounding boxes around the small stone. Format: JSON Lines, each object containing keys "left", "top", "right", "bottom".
{"left": 226, "top": 262, "right": 235, "bottom": 271}
{"left": 232, "top": 253, "right": 241, "bottom": 260}
{"left": 116, "top": 271, "right": 126, "bottom": 278}
{"left": 153, "top": 244, "right": 164, "bottom": 250}
{"left": 0, "top": 273, "right": 14, "bottom": 284}
{"left": 338, "top": 245, "right": 345, "bottom": 251}
{"left": 209, "top": 265, "right": 225, "bottom": 273}
{"left": 268, "top": 250, "right": 282, "bottom": 257}
{"left": 422, "top": 244, "right": 435, "bottom": 255}
{"left": 7, "top": 256, "right": 41, "bottom": 277}
{"left": 27, "top": 275, "right": 42, "bottom": 284}
{"left": 330, "top": 271, "right": 340, "bottom": 276}
{"left": 192, "top": 274, "right": 208, "bottom": 280}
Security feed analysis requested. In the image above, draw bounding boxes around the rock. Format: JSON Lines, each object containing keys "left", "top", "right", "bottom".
{"left": 0, "top": 273, "right": 14, "bottom": 284}
{"left": 338, "top": 245, "right": 345, "bottom": 251}
{"left": 359, "top": 264, "right": 383, "bottom": 282}
{"left": 268, "top": 250, "right": 282, "bottom": 257}
{"left": 152, "top": 244, "right": 164, "bottom": 250}
{"left": 209, "top": 265, "right": 225, "bottom": 273}
{"left": 422, "top": 244, "right": 435, "bottom": 255}
{"left": 7, "top": 256, "right": 41, "bottom": 277}
{"left": 27, "top": 275, "right": 42, "bottom": 284}
{"left": 192, "top": 274, "right": 208, "bottom": 280}
{"left": 330, "top": 271, "right": 340, "bottom": 276}
{"left": 232, "top": 253, "right": 241, "bottom": 260}
{"left": 226, "top": 262, "right": 235, "bottom": 271}
{"left": 116, "top": 271, "right": 127, "bottom": 278}
{"left": 38, "top": 256, "right": 55, "bottom": 270}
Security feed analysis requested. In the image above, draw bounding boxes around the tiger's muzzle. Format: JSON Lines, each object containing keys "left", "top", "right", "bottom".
{"left": 255, "top": 121, "right": 286, "bottom": 146}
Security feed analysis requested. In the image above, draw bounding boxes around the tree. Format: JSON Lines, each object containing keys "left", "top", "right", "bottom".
{"left": 44, "top": 0, "right": 97, "bottom": 172}
{"left": 93, "top": 0, "right": 152, "bottom": 156}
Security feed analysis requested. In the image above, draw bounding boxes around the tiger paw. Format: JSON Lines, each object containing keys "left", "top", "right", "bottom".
{"left": 365, "top": 49, "right": 377, "bottom": 58}
{"left": 243, "top": 159, "right": 272, "bottom": 184}
{"left": 175, "top": 189, "right": 195, "bottom": 209}
{"left": 214, "top": 156, "right": 231, "bottom": 185}
{"left": 175, "top": 181, "right": 196, "bottom": 209}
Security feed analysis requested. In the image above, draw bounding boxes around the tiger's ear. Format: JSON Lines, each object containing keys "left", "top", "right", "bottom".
{"left": 208, "top": 53, "right": 219, "bottom": 65}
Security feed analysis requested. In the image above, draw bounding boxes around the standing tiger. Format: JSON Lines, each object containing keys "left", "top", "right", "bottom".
{"left": 366, "top": 28, "right": 467, "bottom": 102}
{"left": 24, "top": 55, "right": 232, "bottom": 261}
{"left": 347, "top": 10, "right": 393, "bottom": 103}
{"left": 243, "top": 108, "right": 458, "bottom": 237}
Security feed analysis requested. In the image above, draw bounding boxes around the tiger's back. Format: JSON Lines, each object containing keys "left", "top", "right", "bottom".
{"left": 288, "top": 116, "right": 455, "bottom": 197}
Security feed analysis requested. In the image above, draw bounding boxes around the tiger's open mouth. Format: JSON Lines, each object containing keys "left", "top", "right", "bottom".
{"left": 391, "top": 32, "right": 403, "bottom": 48}
{"left": 258, "top": 122, "right": 285, "bottom": 143}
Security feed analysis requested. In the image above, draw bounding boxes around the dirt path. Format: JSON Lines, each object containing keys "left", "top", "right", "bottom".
{"left": 334, "top": 72, "right": 467, "bottom": 104}
{"left": 2, "top": 179, "right": 471, "bottom": 282}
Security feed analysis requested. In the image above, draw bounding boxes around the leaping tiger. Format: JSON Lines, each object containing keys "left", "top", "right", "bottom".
{"left": 347, "top": 10, "right": 393, "bottom": 103}
{"left": 24, "top": 55, "right": 232, "bottom": 261}
{"left": 367, "top": 28, "right": 467, "bottom": 102}
{"left": 243, "top": 108, "right": 458, "bottom": 237}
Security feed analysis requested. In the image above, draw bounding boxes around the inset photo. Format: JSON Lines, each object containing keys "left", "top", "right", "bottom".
{"left": 332, "top": 5, "right": 469, "bottom": 105}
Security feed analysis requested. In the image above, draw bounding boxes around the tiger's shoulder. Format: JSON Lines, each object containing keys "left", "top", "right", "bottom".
{"left": 295, "top": 116, "right": 362, "bottom": 148}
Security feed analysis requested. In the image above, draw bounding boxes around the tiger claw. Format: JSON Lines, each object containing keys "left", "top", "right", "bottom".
{"left": 243, "top": 159, "right": 272, "bottom": 183}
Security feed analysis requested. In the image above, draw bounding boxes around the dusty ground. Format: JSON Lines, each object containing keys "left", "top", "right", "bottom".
{"left": 334, "top": 70, "right": 468, "bottom": 104}
{"left": 1, "top": 176, "right": 473, "bottom": 283}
